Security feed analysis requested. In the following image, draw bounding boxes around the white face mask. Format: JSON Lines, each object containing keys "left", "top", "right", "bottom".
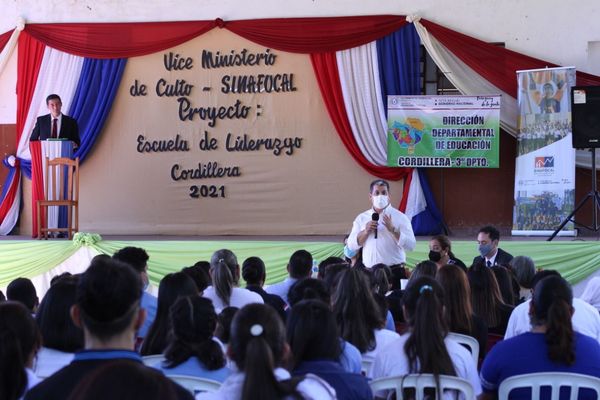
{"left": 372, "top": 195, "right": 389, "bottom": 209}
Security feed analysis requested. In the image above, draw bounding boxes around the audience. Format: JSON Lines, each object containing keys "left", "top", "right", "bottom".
{"left": 24, "top": 256, "right": 193, "bottom": 400}
{"left": 580, "top": 276, "right": 600, "bottom": 314}
{"left": 468, "top": 264, "right": 514, "bottom": 336}
{"left": 287, "top": 299, "right": 372, "bottom": 399}
{"left": 181, "top": 264, "right": 211, "bottom": 294}
{"left": 241, "top": 256, "right": 286, "bottom": 320}
{"left": 317, "top": 256, "right": 345, "bottom": 279}
{"left": 0, "top": 301, "right": 41, "bottom": 400}
{"left": 7, "top": 277, "right": 39, "bottom": 313}
{"left": 429, "top": 234, "right": 467, "bottom": 271}
{"left": 490, "top": 265, "right": 517, "bottom": 306}
{"left": 266, "top": 249, "right": 313, "bottom": 304}
{"left": 509, "top": 255, "right": 536, "bottom": 304}
{"left": 214, "top": 307, "right": 239, "bottom": 346}
{"left": 406, "top": 260, "right": 437, "bottom": 287}
{"left": 113, "top": 246, "right": 157, "bottom": 339}
{"left": 370, "top": 277, "right": 482, "bottom": 398}
{"left": 480, "top": 275, "right": 600, "bottom": 399}
{"left": 203, "top": 249, "right": 263, "bottom": 312}
{"left": 141, "top": 272, "right": 199, "bottom": 356}
{"left": 436, "top": 264, "right": 488, "bottom": 358}
{"left": 332, "top": 268, "right": 400, "bottom": 362}
{"left": 154, "top": 296, "right": 230, "bottom": 382}
{"left": 34, "top": 276, "right": 83, "bottom": 378}
{"left": 196, "top": 303, "right": 336, "bottom": 399}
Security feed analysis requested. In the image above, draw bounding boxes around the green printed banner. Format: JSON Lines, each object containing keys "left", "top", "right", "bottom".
{"left": 386, "top": 95, "right": 501, "bottom": 168}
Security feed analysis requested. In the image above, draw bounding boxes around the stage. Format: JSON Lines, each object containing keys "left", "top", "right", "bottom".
{"left": 1, "top": 233, "right": 599, "bottom": 299}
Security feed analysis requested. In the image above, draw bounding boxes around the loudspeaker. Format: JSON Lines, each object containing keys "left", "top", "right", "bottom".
{"left": 572, "top": 86, "right": 600, "bottom": 148}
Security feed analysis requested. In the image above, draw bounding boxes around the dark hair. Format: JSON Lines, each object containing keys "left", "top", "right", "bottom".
{"left": 242, "top": 256, "right": 266, "bottom": 286}
{"left": 215, "top": 307, "right": 239, "bottom": 344}
{"left": 371, "top": 263, "right": 392, "bottom": 296}
{"left": 164, "top": 296, "right": 225, "bottom": 370}
{"left": 46, "top": 94, "right": 61, "bottom": 104}
{"left": 193, "top": 261, "right": 211, "bottom": 276}
{"left": 430, "top": 235, "right": 458, "bottom": 259}
{"left": 403, "top": 277, "right": 456, "bottom": 397}
{"left": 36, "top": 276, "right": 84, "bottom": 352}
{"left": 510, "top": 256, "right": 536, "bottom": 289}
{"left": 287, "top": 300, "right": 341, "bottom": 369}
{"left": 76, "top": 257, "right": 143, "bottom": 340}
{"left": 389, "top": 263, "right": 409, "bottom": 290}
{"left": 478, "top": 225, "right": 500, "bottom": 241}
{"left": 181, "top": 265, "right": 211, "bottom": 293}
{"left": 210, "top": 249, "right": 239, "bottom": 307}
{"left": 230, "top": 304, "right": 302, "bottom": 400}
{"left": 7, "top": 277, "right": 38, "bottom": 312}
{"left": 0, "top": 302, "right": 41, "bottom": 400}
{"left": 322, "top": 263, "right": 350, "bottom": 294}
{"left": 50, "top": 272, "right": 73, "bottom": 286}
{"left": 436, "top": 264, "right": 473, "bottom": 335}
{"left": 407, "top": 260, "right": 438, "bottom": 288}
{"left": 141, "top": 272, "right": 198, "bottom": 355}
{"left": 287, "top": 278, "right": 330, "bottom": 307}
{"left": 531, "top": 269, "right": 561, "bottom": 289}
{"left": 317, "top": 257, "right": 345, "bottom": 279}
{"left": 113, "top": 247, "right": 149, "bottom": 274}
{"left": 490, "top": 265, "right": 517, "bottom": 306}
{"left": 332, "top": 268, "right": 383, "bottom": 353}
{"left": 531, "top": 276, "right": 574, "bottom": 365}
{"left": 370, "top": 179, "right": 390, "bottom": 193}
{"left": 67, "top": 360, "right": 177, "bottom": 400}
{"left": 0, "top": 290, "right": 5, "bottom": 302}
{"left": 288, "top": 250, "right": 313, "bottom": 279}
{"left": 467, "top": 264, "right": 505, "bottom": 327}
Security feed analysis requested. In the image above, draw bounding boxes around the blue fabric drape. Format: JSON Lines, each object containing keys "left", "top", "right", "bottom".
{"left": 376, "top": 25, "right": 443, "bottom": 235}
{"left": 0, "top": 159, "right": 17, "bottom": 203}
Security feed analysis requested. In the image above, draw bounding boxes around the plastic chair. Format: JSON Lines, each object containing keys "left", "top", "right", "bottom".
{"left": 370, "top": 373, "right": 474, "bottom": 400}
{"left": 498, "top": 372, "right": 600, "bottom": 400}
{"left": 361, "top": 357, "right": 374, "bottom": 375}
{"left": 141, "top": 354, "right": 165, "bottom": 366}
{"left": 37, "top": 157, "right": 79, "bottom": 239}
{"left": 166, "top": 375, "right": 221, "bottom": 394}
{"left": 447, "top": 332, "right": 479, "bottom": 364}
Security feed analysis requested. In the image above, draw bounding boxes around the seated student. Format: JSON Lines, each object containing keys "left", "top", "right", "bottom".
{"left": 437, "top": 264, "right": 488, "bottom": 358}
{"left": 370, "top": 278, "right": 481, "bottom": 398}
{"left": 288, "top": 278, "right": 363, "bottom": 374}
{"left": 214, "top": 307, "right": 238, "bottom": 348}
{"left": 0, "top": 301, "right": 41, "bottom": 400}
{"left": 369, "top": 264, "right": 398, "bottom": 330}
{"left": 317, "top": 257, "right": 345, "bottom": 280}
{"left": 504, "top": 270, "right": 600, "bottom": 342}
{"left": 7, "top": 277, "right": 39, "bottom": 314}
{"left": 141, "top": 272, "right": 199, "bottom": 356}
{"left": 265, "top": 249, "right": 313, "bottom": 304}
{"left": 480, "top": 275, "right": 600, "bottom": 399}
{"left": 467, "top": 264, "right": 514, "bottom": 336}
{"left": 509, "top": 255, "right": 536, "bottom": 304}
{"left": 113, "top": 247, "right": 157, "bottom": 339}
{"left": 332, "top": 268, "right": 400, "bottom": 362}
{"left": 580, "top": 276, "right": 600, "bottom": 314}
{"left": 34, "top": 276, "right": 83, "bottom": 378}
{"left": 25, "top": 256, "right": 193, "bottom": 400}
{"left": 287, "top": 299, "right": 372, "bottom": 400}
{"left": 153, "top": 296, "right": 230, "bottom": 382}
{"left": 68, "top": 360, "right": 179, "bottom": 400}
{"left": 241, "top": 256, "right": 286, "bottom": 320}
{"left": 203, "top": 249, "right": 263, "bottom": 313}
{"left": 181, "top": 264, "right": 211, "bottom": 294}
{"left": 196, "top": 303, "right": 335, "bottom": 400}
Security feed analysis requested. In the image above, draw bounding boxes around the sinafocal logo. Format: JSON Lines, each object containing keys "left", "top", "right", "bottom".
{"left": 535, "top": 156, "right": 554, "bottom": 168}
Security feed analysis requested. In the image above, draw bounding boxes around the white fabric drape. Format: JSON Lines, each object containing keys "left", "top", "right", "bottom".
{"left": 0, "top": 177, "right": 20, "bottom": 235}
{"left": 0, "top": 25, "right": 21, "bottom": 80}
{"left": 336, "top": 41, "right": 389, "bottom": 165}
{"left": 16, "top": 47, "right": 84, "bottom": 159}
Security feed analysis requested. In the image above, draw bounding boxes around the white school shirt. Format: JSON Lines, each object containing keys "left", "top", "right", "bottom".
{"left": 202, "top": 286, "right": 263, "bottom": 313}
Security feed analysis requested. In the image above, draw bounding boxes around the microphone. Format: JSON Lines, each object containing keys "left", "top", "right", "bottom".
{"left": 372, "top": 212, "right": 379, "bottom": 239}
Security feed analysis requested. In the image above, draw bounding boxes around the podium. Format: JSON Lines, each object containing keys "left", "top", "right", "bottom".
{"left": 30, "top": 140, "right": 75, "bottom": 238}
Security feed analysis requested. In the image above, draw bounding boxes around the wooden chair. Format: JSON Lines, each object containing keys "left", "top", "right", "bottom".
{"left": 498, "top": 372, "right": 600, "bottom": 400}
{"left": 37, "top": 157, "right": 79, "bottom": 240}
{"left": 370, "top": 373, "right": 474, "bottom": 400}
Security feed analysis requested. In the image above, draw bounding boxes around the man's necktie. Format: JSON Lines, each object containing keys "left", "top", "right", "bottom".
{"left": 51, "top": 118, "right": 58, "bottom": 139}
{"left": 486, "top": 260, "right": 492, "bottom": 267}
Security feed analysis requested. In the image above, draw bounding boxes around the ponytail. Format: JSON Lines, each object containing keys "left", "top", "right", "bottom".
{"left": 210, "top": 249, "right": 239, "bottom": 307}
{"left": 545, "top": 298, "right": 575, "bottom": 365}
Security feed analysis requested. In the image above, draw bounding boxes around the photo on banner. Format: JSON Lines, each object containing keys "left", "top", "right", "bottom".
{"left": 512, "top": 67, "right": 576, "bottom": 236}
{"left": 386, "top": 95, "right": 500, "bottom": 168}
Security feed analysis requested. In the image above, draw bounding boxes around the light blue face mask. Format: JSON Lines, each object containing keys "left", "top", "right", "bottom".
{"left": 478, "top": 243, "right": 493, "bottom": 258}
{"left": 344, "top": 245, "right": 358, "bottom": 259}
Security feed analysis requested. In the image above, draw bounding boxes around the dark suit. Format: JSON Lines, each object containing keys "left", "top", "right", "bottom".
{"left": 472, "top": 247, "right": 513, "bottom": 267}
{"left": 30, "top": 113, "right": 80, "bottom": 146}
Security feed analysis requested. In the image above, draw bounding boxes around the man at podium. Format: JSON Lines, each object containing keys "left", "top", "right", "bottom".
{"left": 30, "top": 94, "right": 80, "bottom": 149}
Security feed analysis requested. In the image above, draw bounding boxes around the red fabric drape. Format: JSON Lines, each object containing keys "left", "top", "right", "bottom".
{"left": 24, "top": 21, "right": 216, "bottom": 59}
{"left": 0, "top": 160, "right": 20, "bottom": 220}
{"left": 310, "top": 52, "right": 410, "bottom": 181}
{"left": 226, "top": 15, "right": 407, "bottom": 53}
{"left": 422, "top": 19, "right": 600, "bottom": 98}
{"left": 29, "top": 142, "right": 44, "bottom": 238}
{"left": 0, "top": 30, "right": 12, "bottom": 52}
{"left": 16, "top": 32, "right": 45, "bottom": 143}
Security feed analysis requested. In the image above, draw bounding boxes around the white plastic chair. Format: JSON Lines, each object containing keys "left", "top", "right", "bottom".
{"left": 498, "top": 372, "right": 600, "bottom": 400}
{"left": 167, "top": 375, "right": 221, "bottom": 394}
{"left": 447, "top": 332, "right": 479, "bottom": 364}
{"left": 361, "top": 357, "right": 374, "bottom": 375}
{"left": 141, "top": 354, "right": 165, "bottom": 366}
{"left": 370, "top": 373, "right": 474, "bottom": 400}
